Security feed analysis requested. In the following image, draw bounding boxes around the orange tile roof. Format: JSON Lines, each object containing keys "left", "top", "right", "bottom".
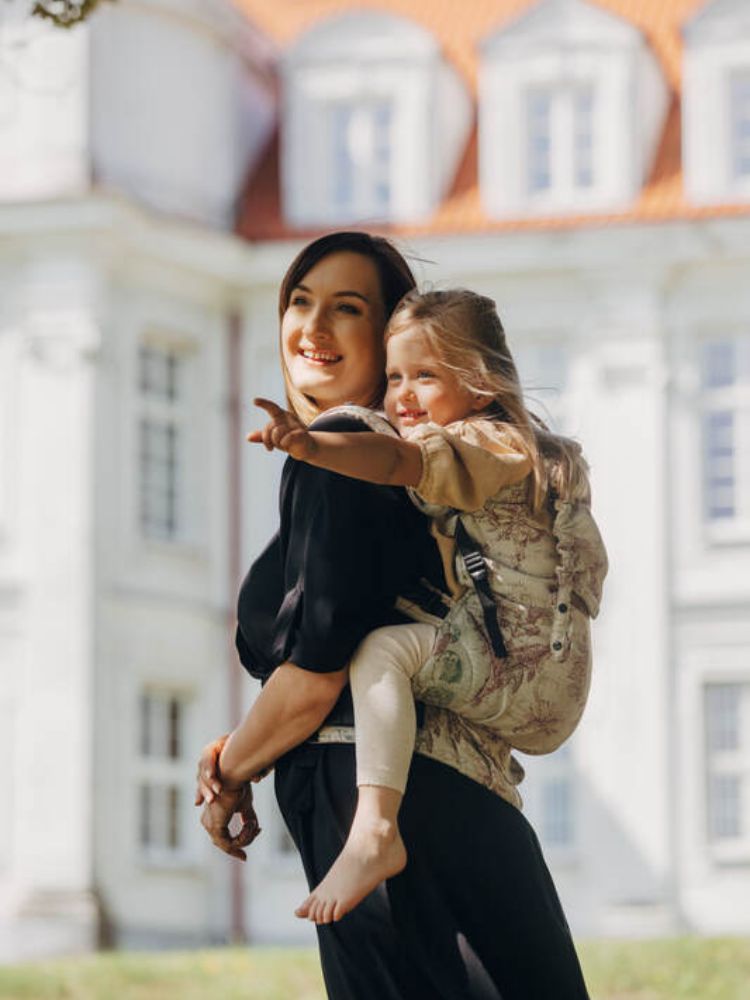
{"left": 234, "top": 0, "right": 750, "bottom": 242}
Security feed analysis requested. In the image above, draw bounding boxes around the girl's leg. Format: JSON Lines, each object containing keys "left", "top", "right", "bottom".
{"left": 296, "top": 623, "right": 437, "bottom": 924}
{"left": 277, "top": 746, "right": 489, "bottom": 999}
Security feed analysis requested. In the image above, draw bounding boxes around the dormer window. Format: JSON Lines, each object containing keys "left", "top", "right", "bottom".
{"left": 684, "top": 1, "right": 750, "bottom": 203}
{"left": 730, "top": 72, "right": 750, "bottom": 182}
{"left": 479, "top": 0, "right": 668, "bottom": 219}
{"left": 281, "top": 12, "right": 471, "bottom": 227}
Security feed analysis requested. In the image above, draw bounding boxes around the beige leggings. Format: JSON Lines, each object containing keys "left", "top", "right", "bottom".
{"left": 350, "top": 622, "right": 437, "bottom": 794}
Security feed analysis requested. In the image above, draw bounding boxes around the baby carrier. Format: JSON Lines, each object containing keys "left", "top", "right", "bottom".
{"left": 455, "top": 496, "right": 607, "bottom": 666}
{"left": 326, "top": 405, "right": 608, "bottom": 756}
{"left": 411, "top": 474, "right": 608, "bottom": 756}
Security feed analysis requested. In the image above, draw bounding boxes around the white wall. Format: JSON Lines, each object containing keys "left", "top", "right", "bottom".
{"left": 89, "top": 0, "right": 274, "bottom": 228}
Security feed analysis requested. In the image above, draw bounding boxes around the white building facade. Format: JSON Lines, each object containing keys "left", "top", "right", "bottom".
{"left": 0, "top": 0, "right": 748, "bottom": 959}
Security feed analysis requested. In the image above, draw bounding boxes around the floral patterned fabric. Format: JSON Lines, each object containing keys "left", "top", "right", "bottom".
{"left": 316, "top": 409, "right": 608, "bottom": 808}
{"left": 411, "top": 580, "right": 593, "bottom": 753}
{"left": 407, "top": 420, "right": 608, "bottom": 801}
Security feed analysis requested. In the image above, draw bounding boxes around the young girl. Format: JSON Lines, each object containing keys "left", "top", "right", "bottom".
{"left": 251, "top": 288, "right": 607, "bottom": 925}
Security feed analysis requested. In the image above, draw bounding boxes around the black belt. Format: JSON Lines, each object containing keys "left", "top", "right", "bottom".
{"left": 455, "top": 520, "right": 508, "bottom": 659}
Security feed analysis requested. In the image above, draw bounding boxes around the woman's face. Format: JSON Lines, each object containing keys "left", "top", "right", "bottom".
{"left": 281, "top": 252, "right": 386, "bottom": 411}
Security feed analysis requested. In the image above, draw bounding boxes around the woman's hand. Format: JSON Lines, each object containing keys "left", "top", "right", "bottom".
{"left": 247, "top": 398, "right": 317, "bottom": 461}
{"left": 195, "top": 735, "right": 229, "bottom": 806}
{"left": 200, "top": 783, "right": 261, "bottom": 862}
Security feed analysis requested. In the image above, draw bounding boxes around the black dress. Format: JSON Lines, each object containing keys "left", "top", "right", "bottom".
{"left": 237, "top": 412, "right": 590, "bottom": 1000}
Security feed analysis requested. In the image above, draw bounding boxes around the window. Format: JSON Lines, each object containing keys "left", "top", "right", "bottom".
{"left": 526, "top": 91, "right": 552, "bottom": 194}
{"left": 700, "top": 335, "right": 750, "bottom": 534}
{"left": 137, "top": 343, "right": 186, "bottom": 542}
{"left": 524, "top": 84, "right": 596, "bottom": 200}
{"left": 539, "top": 744, "right": 575, "bottom": 850}
{"left": 329, "top": 101, "right": 392, "bottom": 219}
{"left": 573, "top": 89, "right": 594, "bottom": 189}
{"left": 541, "top": 773, "right": 574, "bottom": 848}
{"left": 705, "top": 683, "right": 750, "bottom": 856}
{"left": 140, "top": 690, "right": 183, "bottom": 759}
{"left": 519, "top": 743, "right": 576, "bottom": 855}
{"left": 730, "top": 73, "right": 750, "bottom": 182}
{"left": 136, "top": 689, "right": 193, "bottom": 864}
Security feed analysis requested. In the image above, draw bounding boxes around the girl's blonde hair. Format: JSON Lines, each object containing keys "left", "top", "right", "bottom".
{"left": 385, "top": 289, "right": 591, "bottom": 512}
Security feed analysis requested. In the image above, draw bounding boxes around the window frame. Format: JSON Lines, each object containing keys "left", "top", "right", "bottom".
{"left": 134, "top": 337, "right": 196, "bottom": 549}
{"left": 517, "top": 742, "right": 578, "bottom": 865}
{"left": 698, "top": 333, "right": 750, "bottom": 545}
{"left": 703, "top": 679, "right": 750, "bottom": 865}
{"left": 522, "top": 81, "right": 597, "bottom": 205}
{"left": 728, "top": 69, "right": 750, "bottom": 188}
{"left": 133, "top": 686, "right": 198, "bottom": 870}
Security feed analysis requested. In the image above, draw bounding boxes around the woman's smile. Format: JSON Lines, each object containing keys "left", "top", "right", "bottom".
{"left": 298, "top": 348, "right": 343, "bottom": 365}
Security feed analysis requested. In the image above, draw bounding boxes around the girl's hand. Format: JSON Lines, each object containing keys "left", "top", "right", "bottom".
{"left": 247, "top": 398, "right": 317, "bottom": 461}
{"left": 195, "top": 734, "right": 229, "bottom": 806}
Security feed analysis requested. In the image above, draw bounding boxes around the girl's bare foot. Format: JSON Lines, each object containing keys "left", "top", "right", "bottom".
{"left": 295, "top": 817, "right": 407, "bottom": 924}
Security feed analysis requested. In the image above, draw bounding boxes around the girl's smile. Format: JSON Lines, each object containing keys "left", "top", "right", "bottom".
{"left": 384, "top": 327, "right": 487, "bottom": 434}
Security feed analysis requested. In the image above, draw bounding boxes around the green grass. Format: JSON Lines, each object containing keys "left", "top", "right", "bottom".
{"left": 579, "top": 937, "right": 750, "bottom": 1000}
{"left": 0, "top": 949, "right": 324, "bottom": 1000}
{"left": 0, "top": 938, "right": 748, "bottom": 1000}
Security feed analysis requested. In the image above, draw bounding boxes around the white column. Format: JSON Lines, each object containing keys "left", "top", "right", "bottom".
{"left": 572, "top": 280, "right": 675, "bottom": 934}
{"left": 9, "top": 261, "right": 100, "bottom": 958}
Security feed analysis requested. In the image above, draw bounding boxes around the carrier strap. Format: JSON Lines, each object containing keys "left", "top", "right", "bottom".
{"left": 455, "top": 520, "right": 508, "bottom": 659}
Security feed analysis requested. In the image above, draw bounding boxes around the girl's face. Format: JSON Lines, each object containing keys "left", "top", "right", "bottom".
{"left": 281, "top": 252, "right": 386, "bottom": 411}
{"left": 384, "top": 327, "right": 487, "bottom": 435}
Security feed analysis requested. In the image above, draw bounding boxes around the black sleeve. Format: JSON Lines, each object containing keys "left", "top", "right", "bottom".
{"left": 285, "top": 462, "right": 406, "bottom": 673}
{"left": 235, "top": 410, "right": 444, "bottom": 685}
{"left": 235, "top": 533, "right": 284, "bottom": 680}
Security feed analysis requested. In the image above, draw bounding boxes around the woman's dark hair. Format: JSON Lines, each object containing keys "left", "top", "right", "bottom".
{"left": 278, "top": 232, "right": 417, "bottom": 422}
{"left": 278, "top": 231, "right": 416, "bottom": 322}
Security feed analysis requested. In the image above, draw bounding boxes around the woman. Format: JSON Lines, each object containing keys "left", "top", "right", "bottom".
{"left": 196, "top": 232, "right": 590, "bottom": 999}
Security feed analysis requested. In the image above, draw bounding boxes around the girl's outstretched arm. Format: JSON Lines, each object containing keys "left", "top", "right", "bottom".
{"left": 248, "top": 397, "right": 423, "bottom": 488}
